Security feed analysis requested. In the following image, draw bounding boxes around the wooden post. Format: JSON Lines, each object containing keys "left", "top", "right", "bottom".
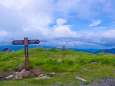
{"left": 12, "top": 38, "right": 40, "bottom": 70}
{"left": 24, "top": 37, "right": 29, "bottom": 71}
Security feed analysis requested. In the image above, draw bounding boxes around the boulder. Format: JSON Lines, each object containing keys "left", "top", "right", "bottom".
{"left": 15, "top": 69, "right": 25, "bottom": 79}
{"left": 22, "top": 71, "right": 31, "bottom": 78}
{"left": 19, "top": 69, "right": 25, "bottom": 74}
{"left": 15, "top": 69, "right": 31, "bottom": 79}
{"left": 17, "top": 63, "right": 25, "bottom": 71}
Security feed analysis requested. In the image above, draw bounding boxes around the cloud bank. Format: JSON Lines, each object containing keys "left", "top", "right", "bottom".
{"left": 0, "top": 0, "right": 115, "bottom": 48}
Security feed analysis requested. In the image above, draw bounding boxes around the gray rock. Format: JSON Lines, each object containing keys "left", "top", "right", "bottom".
{"left": 53, "top": 55, "right": 57, "bottom": 57}
{"left": 31, "top": 67, "right": 43, "bottom": 76}
{"left": 91, "top": 62, "right": 98, "bottom": 64}
{"left": 17, "top": 63, "right": 25, "bottom": 71}
{"left": 22, "top": 71, "right": 31, "bottom": 78}
{"left": 38, "top": 74, "right": 44, "bottom": 77}
{"left": 48, "top": 72, "right": 55, "bottom": 77}
{"left": 19, "top": 69, "right": 26, "bottom": 75}
{"left": 3, "top": 47, "right": 8, "bottom": 51}
{"left": 58, "top": 59, "right": 62, "bottom": 62}
{"left": 15, "top": 69, "right": 25, "bottom": 79}
{"left": 15, "top": 74, "right": 23, "bottom": 80}
{"left": 85, "top": 78, "right": 115, "bottom": 86}
{"left": 13, "top": 72, "right": 20, "bottom": 75}
{"left": 4, "top": 50, "right": 12, "bottom": 53}
{"left": 76, "top": 76, "right": 87, "bottom": 82}
{"left": 36, "top": 76, "right": 51, "bottom": 80}
{"left": 6, "top": 75, "right": 14, "bottom": 80}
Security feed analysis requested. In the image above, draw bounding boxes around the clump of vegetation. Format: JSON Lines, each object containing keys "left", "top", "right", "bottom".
{"left": 0, "top": 48, "right": 115, "bottom": 86}
{"left": 0, "top": 48, "right": 115, "bottom": 72}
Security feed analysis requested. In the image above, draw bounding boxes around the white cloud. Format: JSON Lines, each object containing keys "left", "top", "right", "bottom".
{"left": 0, "top": 0, "right": 33, "bottom": 11}
{"left": 0, "top": 30, "right": 8, "bottom": 36}
{"left": 0, "top": 30, "right": 8, "bottom": 41}
{"left": 0, "top": 0, "right": 115, "bottom": 48}
{"left": 56, "top": 0, "right": 115, "bottom": 18}
{"left": 48, "top": 18, "right": 80, "bottom": 39}
{"left": 56, "top": 18, "right": 67, "bottom": 26}
{"left": 0, "top": 0, "right": 55, "bottom": 37}
{"left": 103, "top": 30, "right": 115, "bottom": 38}
{"left": 89, "top": 20, "right": 101, "bottom": 27}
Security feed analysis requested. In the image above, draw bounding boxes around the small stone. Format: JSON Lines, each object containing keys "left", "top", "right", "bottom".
{"left": 84, "top": 68, "right": 87, "bottom": 71}
{"left": 13, "top": 72, "right": 20, "bottom": 75}
{"left": 76, "top": 76, "right": 87, "bottom": 82}
{"left": 53, "top": 55, "right": 56, "bottom": 57}
{"left": 38, "top": 74, "right": 44, "bottom": 77}
{"left": 48, "top": 72, "right": 55, "bottom": 77}
{"left": 30, "top": 73, "right": 35, "bottom": 77}
{"left": 0, "top": 76, "right": 2, "bottom": 78}
{"left": 8, "top": 68, "right": 12, "bottom": 71}
{"left": 91, "top": 62, "right": 98, "bottom": 64}
{"left": 36, "top": 76, "right": 51, "bottom": 80}
{"left": 58, "top": 59, "right": 62, "bottom": 62}
{"left": 6, "top": 75, "right": 14, "bottom": 80}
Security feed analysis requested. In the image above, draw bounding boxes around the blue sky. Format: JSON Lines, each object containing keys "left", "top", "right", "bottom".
{"left": 0, "top": 0, "right": 115, "bottom": 49}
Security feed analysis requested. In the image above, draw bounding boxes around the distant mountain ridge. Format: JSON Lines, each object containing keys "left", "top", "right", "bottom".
{"left": 0, "top": 45, "right": 115, "bottom": 54}
{"left": 97, "top": 48, "right": 115, "bottom": 54}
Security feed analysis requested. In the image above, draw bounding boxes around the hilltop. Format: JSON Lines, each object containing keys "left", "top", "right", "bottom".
{"left": 0, "top": 48, "right": 115, "bottom": 86}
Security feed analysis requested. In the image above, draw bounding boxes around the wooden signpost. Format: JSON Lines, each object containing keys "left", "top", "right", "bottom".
{"left": 12, "top": 37, "right": 40, "bottom": 71}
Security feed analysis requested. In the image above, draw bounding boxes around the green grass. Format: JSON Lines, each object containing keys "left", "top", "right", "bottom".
{"left": 0, "top": 48, "right": 115, "bottom": 86}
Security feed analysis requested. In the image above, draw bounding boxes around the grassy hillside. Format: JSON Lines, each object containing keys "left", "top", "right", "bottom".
{"left": 0, "top": 48, "right": 115, "bottom": 86}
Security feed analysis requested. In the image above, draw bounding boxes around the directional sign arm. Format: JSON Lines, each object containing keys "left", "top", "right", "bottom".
{"left": 12, "top": 40, "right": 24, "bottom": 45}
{"left": 28, "top": 40, "right": 40, "bottom": 44}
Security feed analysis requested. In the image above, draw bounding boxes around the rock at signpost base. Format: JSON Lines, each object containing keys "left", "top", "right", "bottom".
{"left": 22, "top": 71, "right": 31, "bottom": 78}
{"left": 6, "top": 75, "right": 14, "bottom": 80}
{"left": 36, "top": 76, "right": 51, "bottom": 80}
{"left": 16, "top": 63, "right": 25, "bottom": 71}
{"left": 15, "top": 69, "right": 25, "bottom": 79}
{"left": 19, "top": 69, "right": 26, "bottom": 74}
{"left": 13, "top": 72, "right": 20, "bottom": 75}
{"left": 15, "top": 74, "right": 23, "bottom": 80}
{"left": 31, "top": 67, "right": 43, "bottom": 76}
